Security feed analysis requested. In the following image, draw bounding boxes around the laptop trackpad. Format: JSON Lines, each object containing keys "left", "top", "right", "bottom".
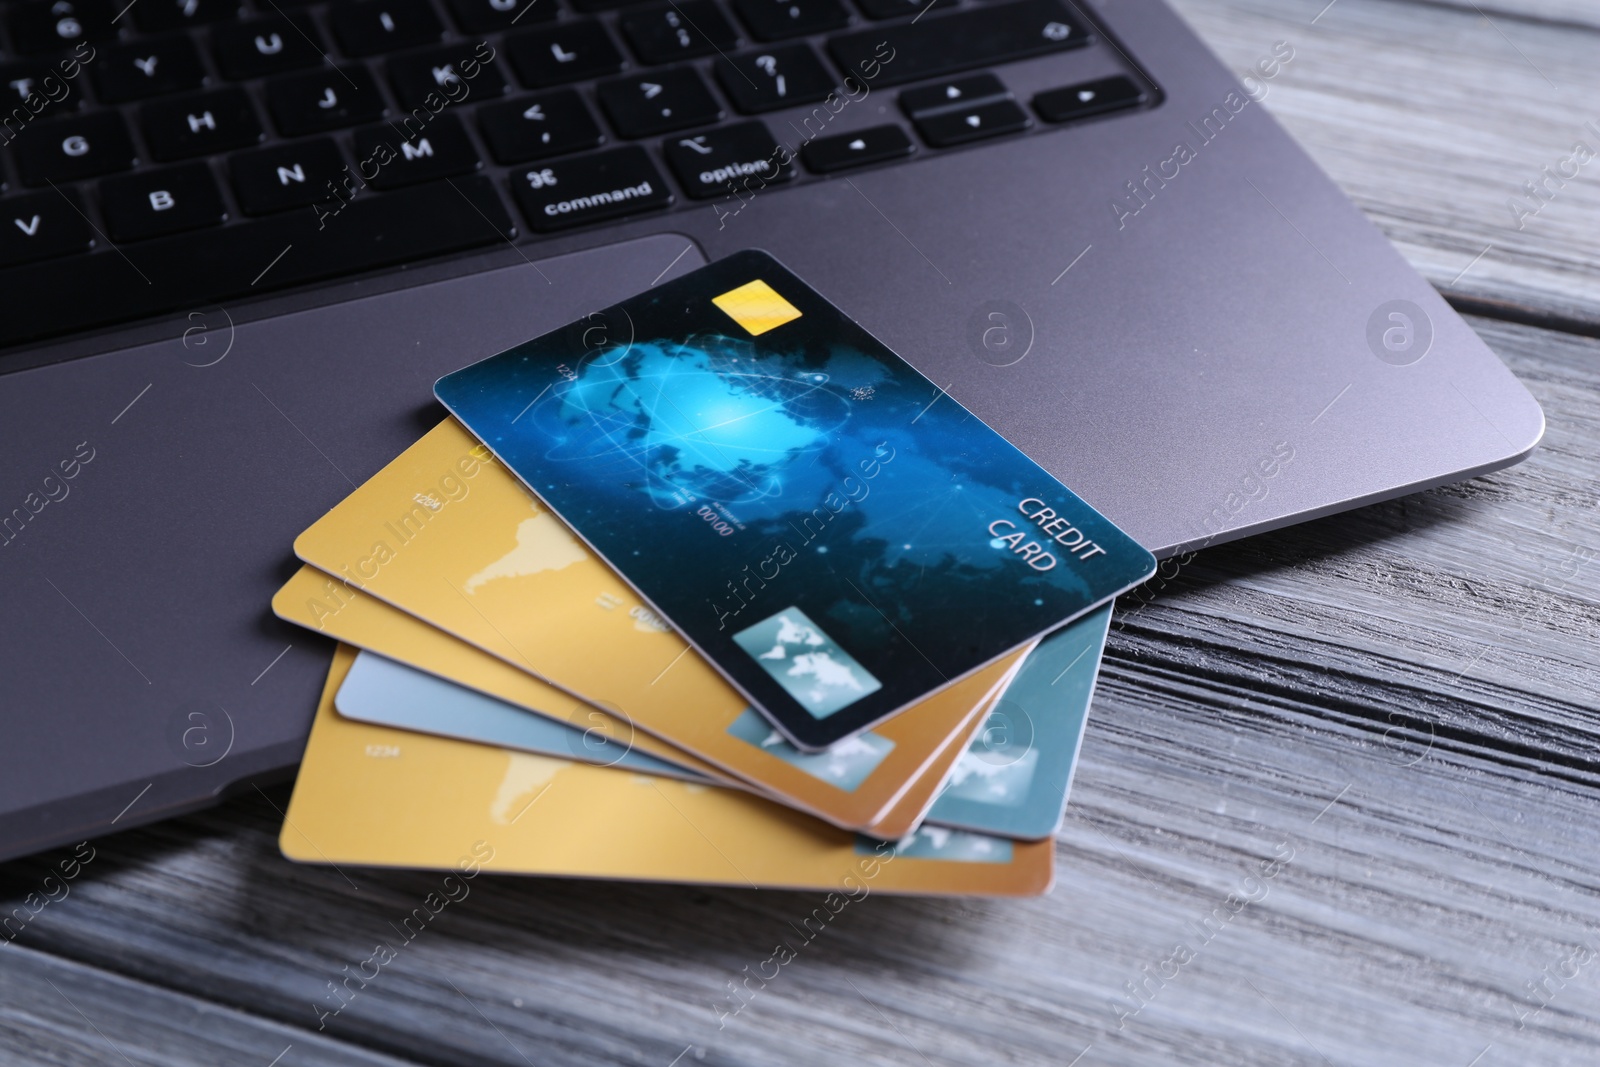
{"left": 0, "top": 233, "right": 704, "bottom": 838}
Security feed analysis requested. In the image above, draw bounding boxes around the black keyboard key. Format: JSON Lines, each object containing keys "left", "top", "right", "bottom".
{"left": 212, "top": 15, "right": 327, "bottom": 80}
{"left": 0, "top": 61, "right": 83, "bottom": 112}
{"left": 229, "top": 137, "right": 346, "bottom": 214}
{"left": 478, "top": 89, "right": 602, "bottom": 163}
{"left": 898, "top": 72, "right": 1025, "bottom": 145}
{"left": 267, "top": 65, "right": 386, "bottom": 135}
{"left": 134, "top": 0, "right": 242, "bottom": 32}
{"left": 0, "top": 176, "right": 513, "bottom": 349}
{"left": 829, "top": 0, "right": 1086, "bottom": 87}
{"left": 513, "top": 146, "right": 670, "bottom": 231}
{"left": 621, "top": 1, "right": 738, "bottom": 65}
{"left": 800, "top": 123, "right": 911, "bottom": 172}
{"left": 100, "top": 163, "right": 227, "bottom": 242}
{"left": 329, "top": 0, "right": 444, "bottom": 56}
{"left": 5, "top": 0, "right": 117, "bottom": 55}
{"left": 448, "top": 0, "right": 556, "bottom": 31}
{"left": 12, "top": 112, "right": 136, "bottom": 185}
{"left": 388, "top": 42, "right": 506, "bottom": 111}
{"left": 0, "top": 189, "right": 94, "bottom": 267}
{"left": 505, "top": 21, "right": 623, "bottom": 88}
{"left": 93, "top": 37, "right": 207, "bottom": 103}
{"left": 142, "top": 88, "right": 264, "bottom": 160}
{"left": 1033, "top": 74, "right": 1146, "bottom": 123}
{"left": 351, "top": 113, "right": 481, "bottom": 188}
{"left": 663, "top": 120, "right": 790, "bottom": 199}
{"left": 913, "top": 97, "right": 1027, "bottom": 146}
{"left": 596, "top": 67, "right": 721, "bottom": 138}
{"left": 899, "top": 73, "right": 1006, "bottom": 117}
{"left": 569, "top": 0, "right": 640, "bottom": 11}
{"left": 715, "top": 44, "right": 834, "bottom": 113}
{"left": 854, "top": 0, "right": 952, "bottom": 19}
{"left": 733, "top": 0, "right": 846, "bottom": 41}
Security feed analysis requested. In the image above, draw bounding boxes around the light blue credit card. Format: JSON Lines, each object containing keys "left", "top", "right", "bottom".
{"left": 334, "top": 602, "right": 1110, "bottom": 840}
{"left": 922, "top": 604, "right": 1111, "bottom": 840}
{"left": 334, "top": 650, "right": 713, "bottom": 783}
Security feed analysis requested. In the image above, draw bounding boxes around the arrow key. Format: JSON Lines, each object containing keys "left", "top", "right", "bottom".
{"left": 899, "top": 73, "right": 1008, "bottom": 120}
{"left": 479, "top": 89, "right": 603, "bottom": 163}
{"left": 1033, "top": 74, "right": 1146, "bottom": 124}
{"left": 913, "top": 97, "right": 1029, "bottom": 147}
{"left": 800, "top": 124, "right": 914, "bottom": 174}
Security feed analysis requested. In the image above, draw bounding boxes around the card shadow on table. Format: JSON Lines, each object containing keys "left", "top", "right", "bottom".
{"left": 0, "top": 780, "right": 1012, "bottom": 979}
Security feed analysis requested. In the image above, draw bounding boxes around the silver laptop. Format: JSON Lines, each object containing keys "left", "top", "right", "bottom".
{"left": 0, "top": 0, "right": 1541, "bottom": 860}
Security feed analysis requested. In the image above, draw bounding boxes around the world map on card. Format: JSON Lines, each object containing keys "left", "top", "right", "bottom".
{"left": 732, "top": 606, "right": 882, "bottom": 718}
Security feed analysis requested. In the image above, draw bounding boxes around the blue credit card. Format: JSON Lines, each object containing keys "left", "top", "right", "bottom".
{"left": 923, "top": 604, "right": 1110, "bottom": 840}
{"left": 435, "top": 249, "right": 1154, "bottom": 750}
{"left": 335, "top": 650, "right": 711, "bottom": 783}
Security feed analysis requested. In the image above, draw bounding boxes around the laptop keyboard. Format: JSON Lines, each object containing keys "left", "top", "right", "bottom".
{"left": 0, "top": 0, "right": 1155, "bottom": 351}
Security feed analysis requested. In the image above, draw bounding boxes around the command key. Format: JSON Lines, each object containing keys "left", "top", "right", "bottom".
{"left": 513, "top": 146, "right": 673, "bottom": 232}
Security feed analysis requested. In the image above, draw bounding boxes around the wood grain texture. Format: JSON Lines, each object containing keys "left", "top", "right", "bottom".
{"left": 1428, "top": 0, "right": 1600, "bottom": 29}
{"left": 0, "top": 315, "right": 1593, "bottom": 1067}
{"left": 4, "top": 1, "right": 1600, "bottom": 1064}
{"left": 0, "top": 939, "right": 415, "bottom": 1067}
{"left": 1167, "top": 0, "right": 1600, "bottom": 329}
{"left": 1115, "top": 314, "right": 1600, "bottom": 763}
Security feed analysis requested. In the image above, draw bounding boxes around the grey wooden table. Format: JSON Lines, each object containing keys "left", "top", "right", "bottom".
{"left": 4, "top": 1, "right": 1598, "bottom": 1064}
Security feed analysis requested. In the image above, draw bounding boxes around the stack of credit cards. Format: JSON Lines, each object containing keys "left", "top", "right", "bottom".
{"left": 273, "top": 251, "right": 1155, "bottom": 897}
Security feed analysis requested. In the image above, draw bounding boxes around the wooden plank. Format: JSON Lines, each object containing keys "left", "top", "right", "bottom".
{"left": 0, "top": 939, "right": 419, "bottom": 1067}
{"left": 1168, "top": 0, "right": 1600, "bottom": 328}
{"left": 1114, "top": 313, "right": 1600, "bottom": 762}
{"left": 1425, "top": 0, "right": 1600, "bottom": 31}
{"left": 0, "top": 314, "right": 1594, "bottom": 1063}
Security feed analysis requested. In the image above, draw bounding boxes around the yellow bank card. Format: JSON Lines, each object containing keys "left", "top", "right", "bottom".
{"left": 274, "top": 563, "right": 1018, "bottom": 837}
{"left": 280, "top": 646, "right": 1055, "bottom": 896}
{"left": 281, "top": 419, "right": 1018, "bottom": 831}
{"left": 274, "top": 565, "right": 728, "bottom": 781}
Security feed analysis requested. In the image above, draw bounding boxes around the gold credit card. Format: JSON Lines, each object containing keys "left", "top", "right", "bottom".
{"left": 273, "top": 563, "right": 1020, "bottom": 836}
{"left": 275, "top": 565, "right": 729, "bottom": 782}
{"left": 280, "top": 419, "right": 1016, "bottom": 831}
{"left": 279, "top": 646, "right": 1055, "bottom": 897}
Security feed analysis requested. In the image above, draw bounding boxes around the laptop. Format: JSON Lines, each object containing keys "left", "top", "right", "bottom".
{"left": 0, "top": 0, "right": 1541, "bottom": 862}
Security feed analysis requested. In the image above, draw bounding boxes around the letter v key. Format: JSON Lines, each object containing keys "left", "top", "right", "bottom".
{"left": 14, "top": 215, "right": 41, "bottom": 236}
